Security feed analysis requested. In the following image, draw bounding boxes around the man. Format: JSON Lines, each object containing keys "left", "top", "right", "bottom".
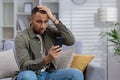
{"left": 15, "top": 5, "right": 84, "bottom": 80}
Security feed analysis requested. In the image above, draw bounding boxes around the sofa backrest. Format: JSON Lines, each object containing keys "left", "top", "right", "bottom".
{"left": 0, "top": 41, "right": 3, "bottom": 52}
{"left": 0, "top": 40, "right": 82, "bottom": 54}
{"left": 0, "top": 40, "right": 15, "bottom": 52}
{"left": 62, "top": 41, "right": 82, "bottom": 54}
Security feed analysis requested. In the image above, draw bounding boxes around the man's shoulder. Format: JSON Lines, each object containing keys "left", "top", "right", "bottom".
{"left": 15, "top": 29, "right": 29, "bottom": 40}
{"left": 17, "top": 29, "right": 28, "bottom": 36}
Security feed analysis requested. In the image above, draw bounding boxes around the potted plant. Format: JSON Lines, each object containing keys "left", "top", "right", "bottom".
{"left": 101, "top": 22, "right": 120, "bottom": 56}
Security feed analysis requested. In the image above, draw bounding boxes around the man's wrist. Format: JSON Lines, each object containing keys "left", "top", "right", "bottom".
{"left": 44, "top": 56, "right": 51, "bottom": 65}
{"left": 53, "top": 18, "right": 57, "bottom": 23}
{"left": 53, "top": 18, "right": 59, "bottom": 24}
{"left": 50, "top": 15, "right": 59, "bottom": 24}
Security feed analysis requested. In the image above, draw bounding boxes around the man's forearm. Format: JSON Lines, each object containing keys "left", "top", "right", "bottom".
{"left": 55, "top": 22, "right": 75, "bottom": 46}
{"left": 21, "top": 58, "right": 46, "bottom": 71}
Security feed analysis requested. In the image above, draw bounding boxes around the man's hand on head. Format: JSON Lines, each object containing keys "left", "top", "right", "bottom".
{"left": 37, "top": 5, "right": 59, "bottom": 24}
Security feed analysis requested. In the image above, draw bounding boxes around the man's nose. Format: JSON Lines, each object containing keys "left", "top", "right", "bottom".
{"left": 41, "top": 22, "right": 45, "bottom": 27}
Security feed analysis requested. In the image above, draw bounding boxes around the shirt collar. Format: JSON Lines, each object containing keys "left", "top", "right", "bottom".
{"left": 27, "top": 27, "right": 36, "bottom": 39}
{"left": 27, "top": 27, "right": 45, "bottom": 39}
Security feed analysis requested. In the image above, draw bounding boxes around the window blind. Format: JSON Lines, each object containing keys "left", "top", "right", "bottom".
{"left": 59, "top": 0, "right": 116, "bottom": 66}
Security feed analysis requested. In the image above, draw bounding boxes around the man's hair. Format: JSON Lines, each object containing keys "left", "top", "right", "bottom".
{"left": 31, "top": 7, "right": 46, "bottom": 15}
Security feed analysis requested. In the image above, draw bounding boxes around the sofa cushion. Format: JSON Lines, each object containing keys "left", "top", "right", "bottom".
{"left": 70, "top": 54, "right": 94, "bottom": 72}
{"left": 55, "top": 49, "right": 74, "bottom": 69}
{"left": 62, "top": 41, "right": 82, "bottom": 54}
{"left": 0, "top": 49, "right": 19, "bottom": 78}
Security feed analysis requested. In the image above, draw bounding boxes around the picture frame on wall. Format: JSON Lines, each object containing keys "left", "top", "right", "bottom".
{"left": 24, "top": 2, "right": 33, "bottom": 13}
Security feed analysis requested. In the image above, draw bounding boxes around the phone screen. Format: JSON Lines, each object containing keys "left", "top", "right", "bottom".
{"left": 55, "top": 37, "right": 64, "bottom": 47}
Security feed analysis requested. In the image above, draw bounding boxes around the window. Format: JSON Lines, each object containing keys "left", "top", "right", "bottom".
{"left": 60, "top": 0, "right": 116, "bottom": 66}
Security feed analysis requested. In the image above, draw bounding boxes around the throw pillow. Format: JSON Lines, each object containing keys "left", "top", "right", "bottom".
{"left": 0, "top": 49, "right": 19, "bottom": 78}
{"left": 55, "top": 49, "right": 74, "bottom": 69}
{"left": 3, "top": 40, "right": 15, "bottom": 51}
{"left": 70, "top": 54, "right": 94, "bottom": 72}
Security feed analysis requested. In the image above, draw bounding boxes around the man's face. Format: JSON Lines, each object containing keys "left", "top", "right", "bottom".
{"left": 30, "top": 12, "right": 49, "bottom": 34}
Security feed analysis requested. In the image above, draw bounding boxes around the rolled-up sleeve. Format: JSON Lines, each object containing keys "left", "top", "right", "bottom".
{"left": 55, "top": 21, "right": 75, "bottom": 46}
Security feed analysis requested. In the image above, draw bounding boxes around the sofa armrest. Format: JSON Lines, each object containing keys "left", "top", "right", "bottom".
{"left": 85, "top": 62, "right": 105, "bottom": 80}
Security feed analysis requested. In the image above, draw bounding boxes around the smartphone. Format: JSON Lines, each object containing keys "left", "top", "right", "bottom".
{"left": 54, "top": 37, "right": 64, "bottom": 47}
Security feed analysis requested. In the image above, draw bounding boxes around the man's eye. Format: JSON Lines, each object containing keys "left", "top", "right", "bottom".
{"left": 36, "top": 21, "right": 42, "bottom": 23}
{"left": 45, "top": 21, "right": 48, "bottom": 23}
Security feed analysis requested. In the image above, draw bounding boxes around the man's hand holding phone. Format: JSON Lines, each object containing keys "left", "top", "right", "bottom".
{"left": 44, "top": 46, "right": 61, "bottom": 64}
{"left": 44, "top": 37, "right": 64, "bottom": 64}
